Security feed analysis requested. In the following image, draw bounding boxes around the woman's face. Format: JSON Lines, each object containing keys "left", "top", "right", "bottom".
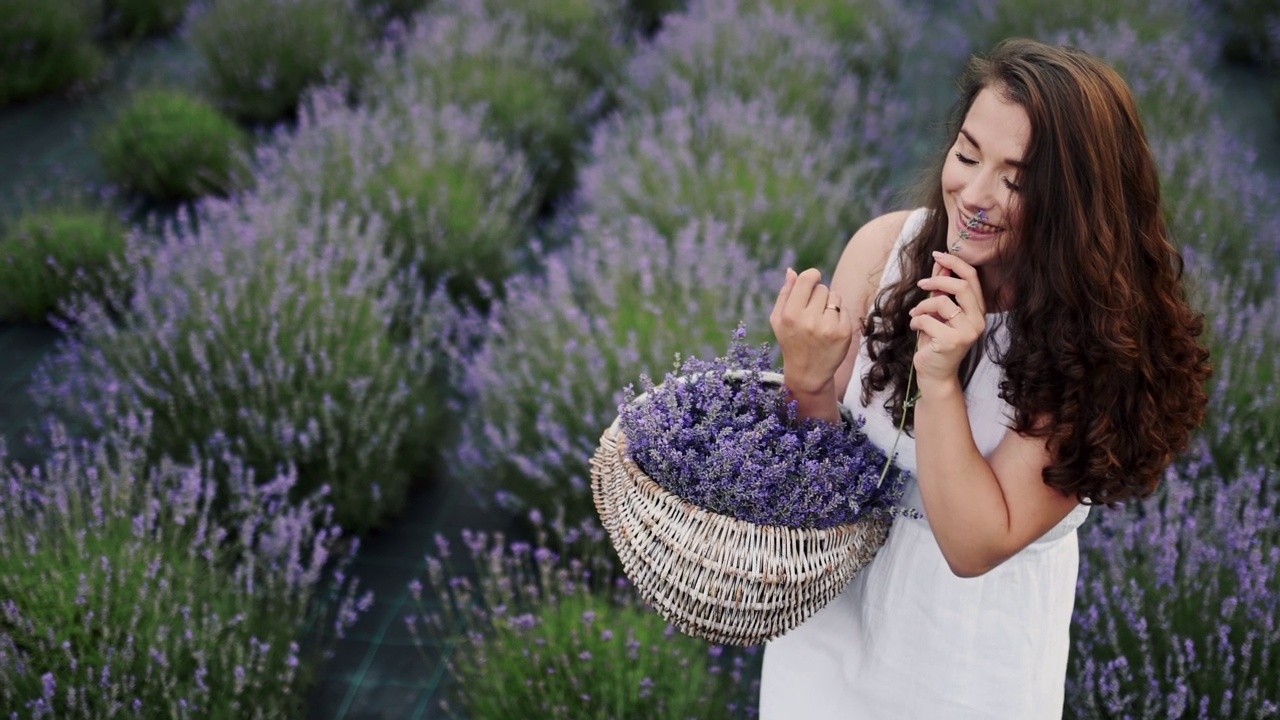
{"left": 941, "top": 85, "right": 1030, "bottom": 297}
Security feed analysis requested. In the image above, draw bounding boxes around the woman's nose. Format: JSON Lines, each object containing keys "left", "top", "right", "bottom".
{"left": 960, "top": 174, "right": 999, "bottom": 210}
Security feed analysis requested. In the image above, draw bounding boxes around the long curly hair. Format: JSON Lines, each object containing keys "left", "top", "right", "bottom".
{"left": 861, "top": 38, "right": 1212, "bottom": 505}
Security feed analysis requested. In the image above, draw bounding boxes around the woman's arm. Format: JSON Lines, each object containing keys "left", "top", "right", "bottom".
{"left": 913, "top": 382, "right": 1079, "bottom": 577}
{"left": 774, "top": 211, "right": 909, "bottom": 424}
{"left": 910, "top": 250, "right": 1078, "bottom": 577}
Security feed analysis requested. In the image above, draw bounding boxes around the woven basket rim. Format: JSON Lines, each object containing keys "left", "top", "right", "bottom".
{"left": 607, "top": 419, "right": 868, "bottom": 536}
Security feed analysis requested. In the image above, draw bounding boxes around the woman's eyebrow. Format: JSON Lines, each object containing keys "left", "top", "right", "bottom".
{"left": 960, "top": 128, "right": 1027, "bottom": 169}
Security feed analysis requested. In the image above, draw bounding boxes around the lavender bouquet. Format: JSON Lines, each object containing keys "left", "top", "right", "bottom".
{"left": 618, "top": 325, "right": 913, "bottom": 530}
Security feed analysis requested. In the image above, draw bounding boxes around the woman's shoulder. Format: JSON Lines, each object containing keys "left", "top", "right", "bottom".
{"left": 844, "top": 209, "right": 923, "bottom": 268}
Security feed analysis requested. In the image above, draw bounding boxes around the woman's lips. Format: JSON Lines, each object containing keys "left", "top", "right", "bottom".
{"left": 957, "top": 212, "right": 1003, "bottom": 237}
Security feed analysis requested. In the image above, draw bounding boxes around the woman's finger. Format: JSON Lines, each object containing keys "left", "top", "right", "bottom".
{"left": 810, "top": 283, "right": 831, "bottom": 317}
{"left": 910, "top": 295, "right": 964, "bottom": 323}
{"left": 930, "top": 251, "right": 986, "bottom": 315}
{"left": 785, "top": 268, "right": 824, "bottom": 316}
{"left": 917, "top": 275, "right": 983, "bottom": 318}
{"left": 909, "top": 313, "right": 963, "bottom": 348}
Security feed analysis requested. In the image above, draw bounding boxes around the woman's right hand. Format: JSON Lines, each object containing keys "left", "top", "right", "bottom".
{"left": 770, "top": 267, "right": 854, "bottom": 396}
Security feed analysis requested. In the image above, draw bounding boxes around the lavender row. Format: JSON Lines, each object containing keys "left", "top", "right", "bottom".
{"left": 1068, "top": 441, "right": 1280, "bottom": 718}
{"left": 0, "top": 413, "right": 368, "bottom": 717}
{"left": 28, "top": 192, "right": 449, "bottom": 537}
{"left": 443, "top": 215, "right": 781, "bottom": 523}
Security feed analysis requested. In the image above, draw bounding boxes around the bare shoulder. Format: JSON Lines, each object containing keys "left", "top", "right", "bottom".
{"left": 828, "top": 209, "right": 917, "bottom": 401}
{"left": 830, "top": 209, "right": 915, "bottom": 317}
{"left": 845, "top": 210, "right": 913, "bottom": 270}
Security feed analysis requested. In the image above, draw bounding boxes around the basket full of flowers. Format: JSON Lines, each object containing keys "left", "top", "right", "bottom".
{"left": 590, "top": 326, "right": 913, "bottom": 646}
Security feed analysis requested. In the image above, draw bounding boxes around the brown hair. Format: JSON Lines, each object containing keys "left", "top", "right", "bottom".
{"left": 862, "top": 38, "right": 1212, "bottom": 504}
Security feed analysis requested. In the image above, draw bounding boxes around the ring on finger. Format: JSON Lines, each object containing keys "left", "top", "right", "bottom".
{"left": 825, "top": 304, "right": 841, "bottom": 313}
{"left": 945, "top": 307, "right": 963, "bottom": 322}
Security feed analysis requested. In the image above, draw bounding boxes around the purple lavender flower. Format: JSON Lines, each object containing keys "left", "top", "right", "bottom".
{"left": 1067, "top": 440, "right": 1279, "bottom": 717}
{"left": 253, "top": 80, "right": 536, "bottom": 307}
{"left": 445, "top": 213, "right": 777, "bottom": 525}
{"left": 577, "top": 94, "right": 889, "bottom": 273}
{"left": 618, "top": 326, "right": 911, "bottom": 529}
{"left": 27, "top": 188, "right": 455, "bottom": 533}
{"left": 407, "top": 517, "right": 761, "bottom": 718}
{"left": 367, "top": 0, "right": 605, "bottom": 203}
{"left": 0, "top": 414, "right": 366, "bottom": 717}
{"left": 619, "top": 0, "right": 911, "bottom": 145}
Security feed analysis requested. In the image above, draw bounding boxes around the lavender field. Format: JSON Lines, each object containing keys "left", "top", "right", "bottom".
{"left": 1, "top": 0, "right": 1278, "bottom": 717}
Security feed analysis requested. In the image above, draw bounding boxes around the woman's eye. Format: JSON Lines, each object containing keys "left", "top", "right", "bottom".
{"left": 1002, "top": 177, "right": 1022, "bottom": 192}
{"left": 954, "top": 151, "right": 977, "bottom": 165}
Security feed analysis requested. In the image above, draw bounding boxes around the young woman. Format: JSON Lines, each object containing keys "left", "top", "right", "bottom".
{"left": 761, "top": 38, "right": 1212, "bottom": 718}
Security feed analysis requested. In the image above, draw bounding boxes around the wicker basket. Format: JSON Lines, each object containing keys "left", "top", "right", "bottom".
{"left": 590, "top": 373, "right": 891, "bottom": 646}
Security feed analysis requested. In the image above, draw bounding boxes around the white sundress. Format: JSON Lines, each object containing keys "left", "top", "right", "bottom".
{"left": 758, "top": 208, "right": 1091, "bottom": 720}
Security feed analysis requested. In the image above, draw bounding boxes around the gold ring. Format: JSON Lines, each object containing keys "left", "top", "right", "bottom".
{"left": 826, "top": 305, "right": 841, "bottom": 312}
{"left": 946, "top": 308, "right": 963, "bottom": 321}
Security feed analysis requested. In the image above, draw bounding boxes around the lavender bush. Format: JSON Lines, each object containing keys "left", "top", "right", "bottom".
{"left": 0, "top": 0, "right": 103, "bottom": 105}
{"left": 253, "top": 82, "right": 535, "bottom": 307}
{"left": 95, "top": 88, "right": 252, "bottom": 201}
{"left": 618, "top": 0, "right": 908, "bottom": 144}
{"left": 27, "top": 194, "right": 450, "bottom": 534}
{"left": 734, "top": 0, "right": 925, "bottom": 78}
{"left": 1053, "top": 24, "right": 1280, "bottom": 297}
{"left": 951, "top": 0, "right": 1202, "bottom": 52}
{"left": 188, "top": 0, "right": 370, "bottom": 123}
{"left": 0, "top": 205, "right": 128, "bottom": 325}
{"left": 0, "top": 412, "right": 370, "bottom": 718}
{"left": 577, "top": 96, "right": 887, "bottom": 273}
{"left": 405, "top": 512, "right": 761, "bottom": 718}
{"left": 1067, "top": 441, "right": 1280, "bottom": 718}
{"left": 446, "top": 215, "right": 778, "bottom": 525}
{"left": 1156, "top": 124, "right": 1280, "bottom": 302}
{"left": 468, "top": 0, "right": 633, "bottom": 94}
{"left": 619, "top": 326, "right": 912, "bottom": 529}
{"left": 368, "top": 0, "right": 602, "bottom": 205}
{"left": 1053, "top": 24, "right": 1217, "bottom": 145}
{"left": 1184, "top": 252, "right": 1280, "bottom": 476}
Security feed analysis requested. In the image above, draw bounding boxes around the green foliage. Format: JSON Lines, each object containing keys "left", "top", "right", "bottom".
{"left": 0, "top": 0, "right": 104, "bottom": 105}
{"left": 374, "top": 3, "right": 599, "bottom": 206}
{"left": 581, "top": 98, "right": 887, "bottom": 274}
{"left": 955, "top": 0, "right": 1199, "bottom": 52}
{"left": 257, "top": 86, "right": 535, "bottom": 310}
{"left": 475, "top": 0, "right": 632, "bottom": 91}
{"left": 30, "top": 200, "right": 449, "bottom": 534}
{"left": 742, "top": 0, "right": 916, "bottom": 76}
{"left": 189, "top": 0, "right": 370, "bottom": 123}
{"left": 101, "top": 0, "right": 193, "bottom": 39}
{"left": 409, "top": 519, "right": 759, "bottom": 719}
{"left": 0, "top": 416, "right": 362, "bottom": 718}
{"left": 96, "top": 88, "right": 251, "bottom": 201}
{"left": 0, "top": 206, "right": 129, "bottom": 325}
{"left": 618, "top": 3, "right": 873, "bottom": 138}
{"left": 449, "top": 216, "right": 777, "bottom": 524}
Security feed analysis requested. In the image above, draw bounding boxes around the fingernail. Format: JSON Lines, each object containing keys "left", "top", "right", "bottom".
{"left": 931, "top": 251, "right": 942, "bottom": 257}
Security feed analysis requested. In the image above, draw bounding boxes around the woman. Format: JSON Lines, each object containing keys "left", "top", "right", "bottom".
{"left": 761, "top": 38, "right": 1212, "bottom": 718}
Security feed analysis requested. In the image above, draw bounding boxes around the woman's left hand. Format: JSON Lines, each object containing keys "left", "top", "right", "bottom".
{"left": 909, "top": 251, "right": 987, "bottom": 391}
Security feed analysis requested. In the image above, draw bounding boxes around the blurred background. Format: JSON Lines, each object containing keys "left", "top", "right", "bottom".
{"left": 1, "top": 0, "right": 1277, "bottom": 718}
